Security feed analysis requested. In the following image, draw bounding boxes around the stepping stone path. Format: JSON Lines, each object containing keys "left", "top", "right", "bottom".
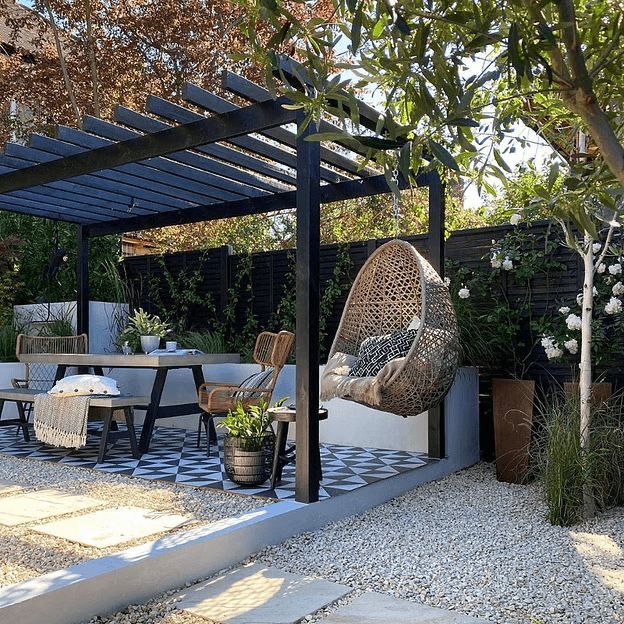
{"left": 175, "top": 563, "right": 351, "bottom": 623}
{"left": 175, "top": 566, "right": 488, "bottom": 624}
{"left": 0, "top": 488, "right": 103, "bottom": 526}
{"left": 33, "top": 506, "right": 193, "bottom": 548}
{"left": 322, "top": 592, "right": 487, "bottom": 623}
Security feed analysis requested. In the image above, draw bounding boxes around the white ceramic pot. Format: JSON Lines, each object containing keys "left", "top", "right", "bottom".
{"left": 140, "top": 335, "right": 160, "bottom": 354}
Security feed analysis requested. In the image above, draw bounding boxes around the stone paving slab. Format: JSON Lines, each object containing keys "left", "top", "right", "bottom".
{"left": 0, "top": 480, "right": 27, "bottom": 495}
{"left": 175, "top": 563, "right": 351, "bottom": 624}
{"left": 322, "top": 592, "right": 487, "bottom": 624}
{"left": 33, "top": 506, "right": 194, "bottom": 548}
{"left": 0, "top": 489, "right": 103, "bottom": 526}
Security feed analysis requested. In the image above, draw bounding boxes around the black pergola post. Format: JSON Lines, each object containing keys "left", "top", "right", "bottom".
{"left": 427, "top": 170, "right": 446, "bottom": 459}
{"left": 294, "top": 113, "right": 321, "bottom": 504}
{"left": 76, "top": 225, "right": 89, "bottom": 341}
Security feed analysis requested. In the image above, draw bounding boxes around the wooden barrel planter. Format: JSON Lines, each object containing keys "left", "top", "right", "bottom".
{"left": 223, "top": 433, "right": 275, "bottom": 486}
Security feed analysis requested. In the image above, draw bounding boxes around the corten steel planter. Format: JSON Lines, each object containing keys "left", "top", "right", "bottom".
{"left": 223, "top": 433, "right": 275, "bottom": 486}
{"left": 492, "top": 378, "right": 535, "bottom": 484}
{"left": 563, "top": 382, "right": 613, "bottom": 405}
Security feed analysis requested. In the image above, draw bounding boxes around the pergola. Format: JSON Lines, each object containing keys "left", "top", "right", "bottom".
{"left": 0, "top": 64, "right": 446, "bottom": 503}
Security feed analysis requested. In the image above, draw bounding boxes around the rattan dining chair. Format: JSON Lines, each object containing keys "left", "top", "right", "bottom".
{"left": 12, "top": 334, "right": 89, "bottom": 428}
{"left": 196, "top": 330, "right": 295, "bottom": 456}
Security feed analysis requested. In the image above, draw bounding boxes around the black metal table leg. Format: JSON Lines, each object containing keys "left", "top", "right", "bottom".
{"left": 138, "top": 368, "right": 168, "bottom": 453}
{"left": 15, "top": 401, "right": 30, "bottom": 442}
{"left": 98, "top": 407, "right": 114, "bottom": 463}
{"left": 124, "top": 407, "right": 140, "bottom": 459}
{"left": 54, "top": 365, "right": 67, "bottom": 383}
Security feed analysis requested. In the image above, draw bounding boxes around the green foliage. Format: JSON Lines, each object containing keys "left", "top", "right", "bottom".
{"left": 148, "top": 253, "right": 215, "bottom": 335}
{"left": 319, "top": 245, "right": 353, "bottom": 358}
{"left": 178, "top": 330, "right": 227, "bottom": 354}
{"left": 534, "top": 392, "right": 624, "bottom": 526}
{"left": 217, "top": 398, "right": 287, "bottom": 451}
{"left": 0, "top": 237, "right": 23, "bottom": 325}
{"left": 446, "top": 222, "right": 566, "bottom": 374}
{"left": 117, "top": 308, "right": 170, "bottom": 352}
{"left": 0, "top": 317, "right": 23, "bottom": 362}
{"left": 38, "top": 318, "right": 75, "bottom": 337}
{"left": 0, "top": 213, "right": 120, "bottom": 303}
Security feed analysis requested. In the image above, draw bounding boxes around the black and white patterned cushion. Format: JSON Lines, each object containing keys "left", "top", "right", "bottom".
{"left": 234, "top": 368, "right": 274, "bottom": 400}
{"left": 349, "top": 329, "right": 417, "bottom": 377}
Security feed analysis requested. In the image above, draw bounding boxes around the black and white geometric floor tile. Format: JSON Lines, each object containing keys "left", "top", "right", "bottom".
{"left": 0, "top": 423, "right": 428, "bottom": 501}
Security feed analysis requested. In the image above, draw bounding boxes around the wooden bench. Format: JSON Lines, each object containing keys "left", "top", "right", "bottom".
{"left": 0, "top": 388, "right": 148, "bottom": 463}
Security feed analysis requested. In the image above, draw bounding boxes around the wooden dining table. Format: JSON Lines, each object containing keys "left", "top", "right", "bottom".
{"left": 18, "top": 352, "right": 240, "bottom": 453}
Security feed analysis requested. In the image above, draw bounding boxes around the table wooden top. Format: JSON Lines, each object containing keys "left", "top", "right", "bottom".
{"left": 18, "top": 352, "right": 240, "bottom": 368}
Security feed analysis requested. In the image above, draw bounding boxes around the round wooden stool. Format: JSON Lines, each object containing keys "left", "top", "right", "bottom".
{"left": 268, "top": 406, "right": 328, "bottom": 488}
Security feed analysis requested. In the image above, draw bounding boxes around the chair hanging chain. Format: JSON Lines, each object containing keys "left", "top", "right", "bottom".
{"left": 392, "top": 166, "right": 400, "bottom": 238}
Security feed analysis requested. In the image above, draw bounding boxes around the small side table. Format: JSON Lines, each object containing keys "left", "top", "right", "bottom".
{"left": 268, "top": 406, "right": 328, "bottom": 488}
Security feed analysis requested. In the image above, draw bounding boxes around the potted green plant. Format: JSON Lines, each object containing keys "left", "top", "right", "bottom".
{"left": 118, "top": 308, "right": 169, "bottom": 354}
{"left": 218, "top": 399, "right": 284, "bottom": 486}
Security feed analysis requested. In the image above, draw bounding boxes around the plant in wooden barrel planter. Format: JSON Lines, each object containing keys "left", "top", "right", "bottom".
{"left": 218, "top": 399, "right": 285, "bottom": 486}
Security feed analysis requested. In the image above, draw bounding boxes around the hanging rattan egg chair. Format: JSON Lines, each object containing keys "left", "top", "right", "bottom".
{"left": 321, "top": 239, "right": 460, "bottom": 417}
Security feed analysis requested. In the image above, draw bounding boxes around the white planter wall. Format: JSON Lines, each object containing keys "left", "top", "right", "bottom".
{"left": 14, "top": 301, "right": 128, "bottom": 354}
{"left": 108, "top": 365, "right": 478, "bottom": 454}
{"left": 0, "top": 362, "right": 28, "bottom": 418}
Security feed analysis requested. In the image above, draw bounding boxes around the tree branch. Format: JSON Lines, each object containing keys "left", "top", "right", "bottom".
{"left": 43, "top": 0, "right": 81, "bottom": 124}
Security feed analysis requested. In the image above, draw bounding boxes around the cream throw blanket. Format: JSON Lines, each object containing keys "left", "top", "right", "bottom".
{"left": 33, "top": 394, "right": 91, "bottom": 449}
{"left": 320, "top": 351, "right": 405, "bottom": 407}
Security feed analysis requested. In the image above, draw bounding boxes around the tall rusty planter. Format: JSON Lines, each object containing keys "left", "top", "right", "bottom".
{"left": 492, "top": 379, "right": 535, "bottom": 484}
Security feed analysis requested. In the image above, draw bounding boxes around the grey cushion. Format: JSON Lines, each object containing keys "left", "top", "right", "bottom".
{"left": 350, "top": 330, "right": 417, "bottom": 377}
{"left": 234, "top": 368, "right": 274, "bottom": 400}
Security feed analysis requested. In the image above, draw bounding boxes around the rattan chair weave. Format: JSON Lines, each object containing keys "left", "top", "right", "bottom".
{"left": 13, "top": 334, "right": 88, "bottom": 391}
{"left": 326, "top": 240, "right": 460, "bottom": 416}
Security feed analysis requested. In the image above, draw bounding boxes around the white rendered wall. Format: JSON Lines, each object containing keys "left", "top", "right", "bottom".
{"left": 13, "top": 301, "right": 128, "bottom": 354}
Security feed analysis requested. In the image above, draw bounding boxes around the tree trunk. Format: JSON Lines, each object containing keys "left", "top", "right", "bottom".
{"left": 579, "top": 234, "right": 596, "bottom": 518}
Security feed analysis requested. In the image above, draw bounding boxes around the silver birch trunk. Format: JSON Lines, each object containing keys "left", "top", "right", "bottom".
{"left": 580, "top": 234, "right": 596, "bottom": 517}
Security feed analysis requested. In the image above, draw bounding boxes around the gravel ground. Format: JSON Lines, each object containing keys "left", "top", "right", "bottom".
{"left": 83, "top": 463, "right": 623, "bottom": 624}
{"left": 0, "top": 454, "right": 269, "bottom": 587}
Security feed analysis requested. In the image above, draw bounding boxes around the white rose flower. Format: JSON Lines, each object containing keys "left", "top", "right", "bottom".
{"left": 612, "top": 281, "right": 624, "bottom": 296}
{"left": 576, "top": 293, "right": 584, "bottom": 305}
{"left": 443, "top": 277, "right": 451, "bottom": 287}
{"left": 564, "top": 338, "right": 578, "bottom": 354}
{"left": 502, "top": 257, "right": 513, "bottom": 271}
{"left": 592, "top": 242, "right": 602, "bottom": 254}
{"left": 490, "top": 256, "right": 502, "bottom": 269}
{"left": 608, "top": 263, "right": 622, "bottom": 275}
{"left": 545, "top": 343, "right": 563, "bottom": 360}
{"left": 510, "top": 213, "right": 521, "bottom": 226}
{"left": 458, "top": 287, "right": 470, "bottom": 299}
{"left": 558, "top": 306, "right": 570, "bottom": 315}
{"left": 541, "top": 335, "right": 555, "bottom": 349}
{"left": 597, "top": 263, "right": 606, "bottom": 274}
{"left": 566, "top": 313, "right": 582, "bottom": 330}
{"left": 605, "top": 297, "right": 622, "bottom": 315}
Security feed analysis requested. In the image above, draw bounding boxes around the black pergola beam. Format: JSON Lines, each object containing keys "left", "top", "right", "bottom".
{"left": 113, "top": 106, "right": 291, "bottom": 194}
{"left": 148, "top": 95, "right": 348, "bottom": 184}
{"left": 147, "top": 96, "right": 299, "bottom": 186}
{"left": 182, "top": 82, "right": 369, "bottom": 179}
{"left": 1, "top": 148, "right": 193, "bottom": 212}
{"left": 83, "top": 116, "right": 267, "bottom": 199}
{"left": 0, "top": 98, "right": 297, "bottom": 195}
{"left": 222, "top": 71, "right": 376, "bottom": 164}
{"left": 55, "top": 126, "right": 243, "bottom": 203}
{"left": 86, "top": 172, "right": 413, "bottom": 237}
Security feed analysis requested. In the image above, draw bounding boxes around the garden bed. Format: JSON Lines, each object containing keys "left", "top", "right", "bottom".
{"left": 0, "top": 454, "right": 269, "bottom": 588}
